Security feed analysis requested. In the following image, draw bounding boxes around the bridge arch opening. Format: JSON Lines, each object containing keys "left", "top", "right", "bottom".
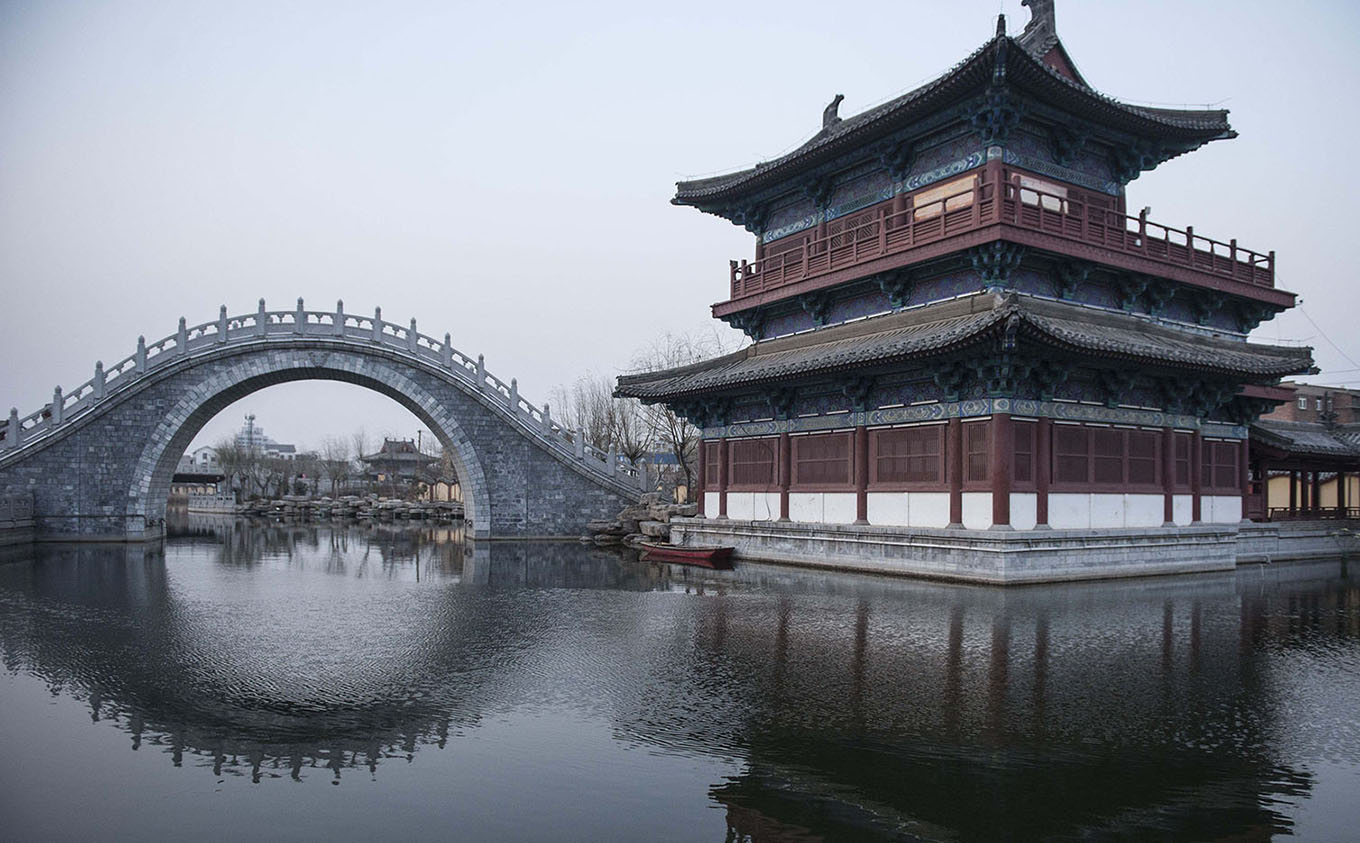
{"left": 129, "top": 350, "right": 491, "bottom": 538}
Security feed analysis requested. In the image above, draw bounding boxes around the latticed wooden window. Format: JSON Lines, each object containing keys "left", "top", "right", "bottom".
{"left": 1093, "top": 429, "right": 1124, "bottom": 484}
{"left": 1203, "top": 440, "right": 1240, "bottom": 491}
{"left": 964, "top": 422, "right": 989, "bottom": 484}
{"left": 1174, "top": 432, "right": 1192, "bottom": 490}
{"left": 792, "top": 432, "right": 853, "bottom": 488}
{"left": 1013, "top": 420, "right": 1035, "bottom": 486}
{"left": 827, "top": 209, "right": 878, "bottom": 249}
{"left": 703, "top": 441, "right": 721, "bottom": 486}
{"left": 1127, "top": 430, "right": 1159, "bottom": 486}
{"left": 728, "top": 438, "right": 778, "bottom": 489}
{"left": 1054, "top": 425, "right": 1090, "bottom": 484}
{"left": 872, "top": 426, "right": 942, "bottom": 485}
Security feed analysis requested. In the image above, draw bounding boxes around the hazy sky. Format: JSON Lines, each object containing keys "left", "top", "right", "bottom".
{"left": 3, "top": 0, "right": 1358, "bottom": 454}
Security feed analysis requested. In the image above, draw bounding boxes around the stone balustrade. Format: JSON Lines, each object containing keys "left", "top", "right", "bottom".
{"left": 0, "top": 299, "right": 641, "bottom": 489}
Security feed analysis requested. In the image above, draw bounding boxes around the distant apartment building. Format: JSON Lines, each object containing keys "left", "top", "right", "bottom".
{"left": 235, "top": 414, "right": 298, "bottom": 460}
{"left": 1262, "top": 382, "right": 1360, "bottom": 425}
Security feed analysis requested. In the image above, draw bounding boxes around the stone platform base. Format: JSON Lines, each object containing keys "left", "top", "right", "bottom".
{"left": 670, "top": 517, "right": 1359, "bottom": 584}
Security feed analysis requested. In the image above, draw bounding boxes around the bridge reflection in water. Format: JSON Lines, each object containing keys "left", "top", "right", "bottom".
{"left": 0, "top": 520, "right": 1357, "bottom": 840}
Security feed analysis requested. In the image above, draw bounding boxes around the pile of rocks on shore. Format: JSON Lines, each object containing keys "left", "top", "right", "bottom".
{"left": 584, "top": 492, "right": 697, "bottom": 547}
{"left": 236, "top": 495, "right": 464, "bottom": 521}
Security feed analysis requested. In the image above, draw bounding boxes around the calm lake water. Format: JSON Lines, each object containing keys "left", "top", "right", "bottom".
{"left": 1, "top": 516, "right": 1358, "bottom": 842}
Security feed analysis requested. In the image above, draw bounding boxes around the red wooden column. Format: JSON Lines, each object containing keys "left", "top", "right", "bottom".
{"left": 1311, "top": 471, "right": 1321, "bottom": 517}
{"left": 991, "top": 413, "right": 1012, "bottom": 528}
{"left": 1337, "top": 470, "right": 1347, "bottom": 516}
{"left": 1239, "top": 438, "right": 1251, "bottom": 522}
{"left": 1162, "top": 427, "right": 1176, "bottom": 525}
{"left": 695, "top": 439, "right": 706, "bottom": 517}
{"left": 778, "top": 432, "right": 791, "bottom": 521}
{"left": 948, "top": 417, "right": 963, "bottom": 527}
{"left": 1289, "top": 469, "right": 1298, "bottom": 514}
{"left": 1191, "top": 431, "right": 1203, "bottom": 523}
{"left": 855, "top": 425, "right": 869, "bottom": 524}
{"left": 718, "top": 438, "right": 729, "bottom": 519}
{"left": 1036, "top": 417, "right": 1051, "bottom": 527}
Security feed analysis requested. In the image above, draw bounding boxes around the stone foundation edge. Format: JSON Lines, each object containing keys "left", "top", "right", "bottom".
{"left": 671, "top": 517, "right": 1359, "bottom": 584}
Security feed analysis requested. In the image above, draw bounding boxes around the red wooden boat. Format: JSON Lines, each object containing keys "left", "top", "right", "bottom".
{"left": 639, "top": 541, "right": 734, "bottom": 569}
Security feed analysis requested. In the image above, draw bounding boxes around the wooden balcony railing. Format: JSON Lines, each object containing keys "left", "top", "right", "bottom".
{"left": 728, "top": 171, "right": 1276, "bottom": 301}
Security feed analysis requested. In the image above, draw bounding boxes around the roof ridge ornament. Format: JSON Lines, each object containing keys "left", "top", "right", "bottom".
{"left": 1020, "top": 0, "right": 1055, "bottom": 45}
{"left": 822, "top": 94, "right": 844, "bottom": 130}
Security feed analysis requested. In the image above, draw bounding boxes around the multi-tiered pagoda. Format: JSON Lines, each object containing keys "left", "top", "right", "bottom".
{"left": 618, "top": 2, "right": 1314, "bottom": 580}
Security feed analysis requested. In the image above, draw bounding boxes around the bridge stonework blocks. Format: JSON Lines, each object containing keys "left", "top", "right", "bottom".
{"left": 0, "top": 335, "right": 637, "bottom": 541}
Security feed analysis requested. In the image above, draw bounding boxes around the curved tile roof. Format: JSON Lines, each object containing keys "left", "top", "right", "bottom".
{"left": 616, "top": 295, "right": 1312, "bottom": 401}
{"left": 675, "top": 34, "right": 1233, "bottom": 206}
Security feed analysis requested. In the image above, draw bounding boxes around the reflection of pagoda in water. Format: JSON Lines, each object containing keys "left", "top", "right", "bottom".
{"left": 618, "top": 1, "right": 1315, "bottom": 581}
{"left": 1, "top": 538, "right": 1356, "bottom": 834}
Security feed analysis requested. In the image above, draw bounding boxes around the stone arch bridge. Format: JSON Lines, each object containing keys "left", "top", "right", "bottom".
{"left": 0, "top": 300, "right": 642, "bottom": 540}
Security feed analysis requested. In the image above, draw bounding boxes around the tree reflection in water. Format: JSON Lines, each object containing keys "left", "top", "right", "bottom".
{"left": 0, "top": 521, "right": 1357, "bottom": 840}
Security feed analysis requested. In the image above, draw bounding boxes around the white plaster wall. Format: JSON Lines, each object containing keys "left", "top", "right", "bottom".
{"left": 867, "top": 493, "right": 908, "bottom": 527}
{"left": 789, "top": 493, "right": 822, "bottom": 523}
{"left": 909, "top": 492, "right": 952, "bottom": 528}
{"left": 726, "top": 492, "right": 754, "bottom": 521}
{"left": 824, "top": 493, "right": 858, "bottom": 524}
{"left": 1207, "top": 494, "right": 1243, "bottom": 524}
{"left": 1124, "top": 494, "right": 1164, "bottom": 528}
{"left": 1010, "top": 493, "right": 1037, "bottom": 530}
{"left": 1173, "top": 495, "right": 1192, "bottom": 526}
{"left": 755, "top": 492, "right": 781, "bottom": 522}
{"left": 1049, "top": 493, "right": 1090, "bottom": 529}
{"left": 1089, "top": 494, "right": 1124, "bottom": 528}
{"left": 703, "top": 492, "right": 719, "bottom": 517}
{"left": 961, "top": 492, "right": 992, "bottom": 530}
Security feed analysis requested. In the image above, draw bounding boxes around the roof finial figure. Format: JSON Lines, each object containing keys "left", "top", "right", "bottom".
{"left": 996, "top": 13, "right": 1006, "bottom": 38}
{"left": 822, "top": 94, "right": 844, "bottom": 130}
{"left": 1021, "top": 0, "right": 1055, "bottom": 43}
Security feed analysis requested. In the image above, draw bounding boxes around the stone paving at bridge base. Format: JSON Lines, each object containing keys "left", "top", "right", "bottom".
{"left": 670, "top": 517, "right": 1360, "bottom": 584}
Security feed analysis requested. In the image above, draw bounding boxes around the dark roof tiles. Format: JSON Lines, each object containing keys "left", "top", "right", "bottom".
{"left": 616, "top": 295, "right": 1313, "bottom": 401}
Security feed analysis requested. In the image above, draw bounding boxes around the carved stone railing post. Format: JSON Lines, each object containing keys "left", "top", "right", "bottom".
{"left": 51, "top": 387, "right": 63, "bottom": 425}
{"left": 295, "top": 298, "right": 306, "bottom": 334}
{"left": 442, "top": 333, "right": 453, "bottom": 368}
{"left": 217, "top": 306, "right": 229, "bottom": 343}
{"left": 408, "top": 318, "right": 418, "bottom": 352}
{"left": 135, "top": 336, "right": 147, "bottom": 373}
{"left": 542, "top": 403, "right": 551, "bottom": 434}
{"left": 372, "top": 307, "right": 383, "bottom": 343}
{"left": 509, "top": 378, "right": 519, "bottom": 411}
{"left": 256, "top": 299, "right": 268, "bottom": 336}
{"left": 177, "top": 317, "right": 188, "bottom": 354}
{"left": 575, "top": 433, "right": 585, "bottom": 459}
{"left": 6, "top": 408, "right": 19, "bottom": 450}
{"left": 93, "top": 362, "right": 105, "bottom": 400}
{"left": 334, "top": 300, "right": 345, "bottom": 336}
{"left": 476, "top": 354, "right": 486, "bottom": 389}
{"left": 607, "top": 447, "right": 617, "bottom": 477}
{"left": 638, "top": 462, "right": 648, "bottom": 490}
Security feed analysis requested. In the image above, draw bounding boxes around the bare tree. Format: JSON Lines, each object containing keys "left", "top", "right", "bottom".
{"left": 319, "top": 436, "right": 351, "bottom": 496}
{"left": 212, "top": 437, "right": 249, "bottom": 502}
{"left": 628, "top": 329, "right": 738, "bottom": 500}
{"left": 551, "top": 374, "right": 616, "bottom": 451}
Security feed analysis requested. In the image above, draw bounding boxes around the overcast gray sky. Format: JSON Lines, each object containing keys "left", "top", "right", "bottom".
{"left": 3, "top": 0, "right": 1357, "bottom": 454}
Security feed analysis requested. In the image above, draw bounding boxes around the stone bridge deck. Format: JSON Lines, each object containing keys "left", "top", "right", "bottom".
{"left": 0, "top": 300, "right": 641, "bottom": 540}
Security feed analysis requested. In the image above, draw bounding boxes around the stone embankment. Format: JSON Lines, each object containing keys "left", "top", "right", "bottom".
{"left": 236, "top": 495, "right": 465, "bottom": 522}
{"left": 585, "top": 492, "right": 697, "bottom": 547}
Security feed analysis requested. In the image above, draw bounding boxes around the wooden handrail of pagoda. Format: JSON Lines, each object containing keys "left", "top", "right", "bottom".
{"left": 729, "top": 176, "right": 1275, "bottom": 300}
